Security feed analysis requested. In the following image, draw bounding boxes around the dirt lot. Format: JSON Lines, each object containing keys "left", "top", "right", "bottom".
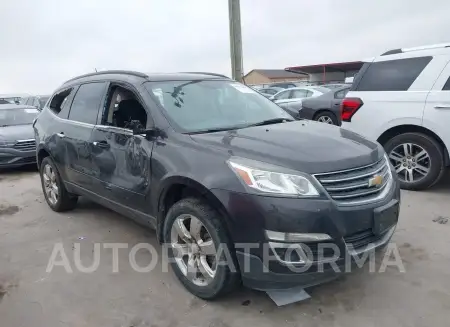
{"left": 1, "top": 166, "right": 450, "bottom": 327}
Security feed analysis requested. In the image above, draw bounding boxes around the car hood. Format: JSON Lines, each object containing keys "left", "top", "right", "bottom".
{"left": 190, "top": 121, "right": 383, "bottom": 174}
{"left": 0, "top": 124, "right": 34, "bottom": 141}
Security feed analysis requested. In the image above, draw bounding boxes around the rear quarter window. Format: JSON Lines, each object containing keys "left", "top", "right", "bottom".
{"left": 353, "top": 56, "right": 432, "bottom": 91}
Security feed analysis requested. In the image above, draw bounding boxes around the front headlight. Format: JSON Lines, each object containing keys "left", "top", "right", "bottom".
{"left": 0, "top": 141, "right": 15, "bottom": 148}
{"left": 228, "top": 159, "right": 319, "bottom": 197}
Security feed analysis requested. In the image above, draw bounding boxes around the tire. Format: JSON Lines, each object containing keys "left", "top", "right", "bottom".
{"left": 163, "top": 197, "right": 240, "bottom": 299}
{"left": 314, "top": 111, "right": 338, "bottom": 125}
{"left": 40, "top": 157, "right": 78, "bottom": 211}
{"left": 384, "top": 133, "right": 445, "bottom": 190}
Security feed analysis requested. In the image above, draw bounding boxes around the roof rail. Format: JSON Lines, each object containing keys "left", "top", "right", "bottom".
{"left": 181, "top": 72, "right": 230, "bottom": 79}
{"left": 381, "top": 43, "right": 450, "bottom": 56}
{"left": 63, "top": 70, "right": 148, "bottom": 84}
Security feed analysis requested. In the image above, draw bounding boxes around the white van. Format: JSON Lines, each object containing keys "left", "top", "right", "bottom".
{"left": 342, "top": 43, "right": 450, "bottom": 190}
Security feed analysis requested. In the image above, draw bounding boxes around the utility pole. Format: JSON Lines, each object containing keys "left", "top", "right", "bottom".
{"left": 228, "top": 0, "right": 244, "bottom": 82}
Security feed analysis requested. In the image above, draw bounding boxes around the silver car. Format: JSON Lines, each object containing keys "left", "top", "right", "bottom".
{"left": 270, "top": 86, "right": 331, "bottom": 118}
{"left": 0, "top": 105, "right": 39, "bottom": 168}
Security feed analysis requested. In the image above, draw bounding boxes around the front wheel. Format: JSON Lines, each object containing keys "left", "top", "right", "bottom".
{"left": 40, "top": 157, "right": 78, "bottom": 211}
{"left": 384, "top": 133, "right": 445, "bottom": 190}
{"left": 163, "top": 198, "right": 240, "bottom": 299}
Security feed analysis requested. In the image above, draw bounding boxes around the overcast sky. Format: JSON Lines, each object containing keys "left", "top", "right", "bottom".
{"left": 1, "top": 0, "right": 449, "bottom": 94}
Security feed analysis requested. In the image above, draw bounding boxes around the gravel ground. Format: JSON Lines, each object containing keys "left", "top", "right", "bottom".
{"left": 1, "top": 166, "right": 449, "bottom": 327}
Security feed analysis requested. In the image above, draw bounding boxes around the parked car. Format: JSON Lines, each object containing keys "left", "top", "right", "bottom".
{"left": 0, "top": 94, "right": 28, "bottom": 105}
{"left": 20, "top": 95, "right": 50, "bottom": 110}
{"left": 297, "top": 86, "right": 350, "bottom": 125}
{"left": 268, "top": 82, "right": 300, "bottom": 89}
{"left": 0, "top": 104, "right": 39, "bottom": 168}
{"left": 342, "top": 43, "right": 450, "bottom": 190}
{"left": 270, "top": 86, "right": 330, "bottom": 117}
{"left": 321, "top": 83, "right": 348, "bottom": 90}
{"left": 257, "top": 87, "right": 283, "bottom": 98}
{"left": 34, "top": 70, "right": 400, "bottom": 299}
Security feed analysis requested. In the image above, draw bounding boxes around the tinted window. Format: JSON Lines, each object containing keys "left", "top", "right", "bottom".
{"left": 443, "top": 76, "right": 450, "bottom": 91}
{"left": 49, "top": 89, "right": 73, "bottom": 115}
{"left": 355, "top": 56, "right": 432, "bottom": 91}
{"left": 305, "top": 90, "right": 313, "bottom": 97}
{"left": 335, "top": 88, "right": 349, "bottom": 99}
{"left": 68, "top": 83, "right": 106, "bottom": 124}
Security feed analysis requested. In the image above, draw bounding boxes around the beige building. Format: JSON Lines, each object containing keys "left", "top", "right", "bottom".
{"left": 244, "top": 69, "right": 307, "bottom": 85}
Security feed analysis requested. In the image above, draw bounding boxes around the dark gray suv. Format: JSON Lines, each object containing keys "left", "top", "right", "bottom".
{"left": 34, "top": 71, "right": 400, "bottom": 299}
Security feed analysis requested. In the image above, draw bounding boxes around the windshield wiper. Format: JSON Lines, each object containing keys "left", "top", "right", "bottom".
{"left": 189, "top": 126, "right": 242, "bottom": 134}
{"left": 247, "top": 118, "right": 294, "bottom": 127}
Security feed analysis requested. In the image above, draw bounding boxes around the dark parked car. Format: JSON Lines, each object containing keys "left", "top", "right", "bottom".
{"left": 294, "top": 86, "right": 350, "bottom": 125}
{"left": 34, "top": 71, "right": 400, "bottom": 299}
{"left": 0, "top": 104, "right": 39, "bottom": 168}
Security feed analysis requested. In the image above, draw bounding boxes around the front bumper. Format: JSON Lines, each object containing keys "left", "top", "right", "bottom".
{"left": 211, "top": 178, "right": 400, "bottom": 290}
{"left": 0, "top": 149, "right": 36, "bottom": 168}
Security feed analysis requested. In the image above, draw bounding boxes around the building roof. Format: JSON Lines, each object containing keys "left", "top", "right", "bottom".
{"left": 245, "top": 69, "right": 307, "bottom": 79}
{"left": 285, "top": 61, "right": 364, "bottom": 75}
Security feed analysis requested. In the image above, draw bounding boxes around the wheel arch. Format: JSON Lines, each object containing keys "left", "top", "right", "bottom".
{"left": 37, "top": 145, "right": 53, "bottom": 170}
{"left": 377, "top": 124, "right": 450, "bottom": 166}
{"left": 156, "top": 176, "right": 234, "bottom": 243}
{"left": 313, "top": 109, "right": 337, "bottom": 120}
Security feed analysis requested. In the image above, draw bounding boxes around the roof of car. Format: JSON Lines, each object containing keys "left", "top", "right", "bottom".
{"left": 279, "top": 86, "right": 328, "bottom": 92}
{"left": 0, "top": 104, "right": 38, "bottom": 110}
{"left": 62, "top": 70, "right": 230, "bottom": 87}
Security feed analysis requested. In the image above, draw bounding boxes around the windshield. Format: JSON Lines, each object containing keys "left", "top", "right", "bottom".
{"left": 0, "top": 108, "right": 39, "bottom": 126}
{"left": 145, "top": 80, "right": 292, "bottom": 133}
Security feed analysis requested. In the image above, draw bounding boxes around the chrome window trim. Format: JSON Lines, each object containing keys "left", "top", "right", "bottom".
{"left": 313, "top": 157, "right": 383, "bottom": 177}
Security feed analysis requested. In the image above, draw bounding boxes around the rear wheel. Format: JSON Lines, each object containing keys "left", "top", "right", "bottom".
{"left": 163, "top": 198, "right": 239, "bottom": 299}
{"left": 314, "top": 111, "right": 338, "bottom": 125}
{"left": 384, "top": 133, "right": 445, "bottom": 190}
{"left": 40, "top": 157, "right": 78, "bottom": 211}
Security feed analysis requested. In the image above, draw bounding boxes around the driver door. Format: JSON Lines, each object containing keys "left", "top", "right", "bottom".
{"left": 90, "top": 83, "right": 153, "bottom": 216}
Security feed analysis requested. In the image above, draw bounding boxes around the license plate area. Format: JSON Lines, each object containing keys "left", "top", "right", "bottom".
{"left": 373, "top": 200, "right": 399, "bottom": 235}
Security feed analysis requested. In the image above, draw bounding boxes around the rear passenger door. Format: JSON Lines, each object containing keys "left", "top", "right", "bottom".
{"left": 423, "top": 59, "right": 450, "bottom": 152}
{"left": 62, "top": 82, "right": 107, "bottom": 190}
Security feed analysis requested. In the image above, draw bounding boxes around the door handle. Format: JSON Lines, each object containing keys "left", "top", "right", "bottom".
{"left": 56, "top": 132, "right": 65, "bottom": 138}
{"left": 93, "top": 141, "right": 110, "bottom": 149}
{"left": 434, "top": 104, "right": 450, "bottom": 109}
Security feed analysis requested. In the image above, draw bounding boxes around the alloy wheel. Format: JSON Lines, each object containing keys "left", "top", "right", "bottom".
{"left": 43, "top": 164, "right": 59, "bottom": 205}
{"left": 389, "top": 143, "right": 431, "bottom": 183}
{"left": 170, "top": 214, "right": 217, "bottom": 287}
{"left": 317, "top": 116, "right": 334, "bottom": 124}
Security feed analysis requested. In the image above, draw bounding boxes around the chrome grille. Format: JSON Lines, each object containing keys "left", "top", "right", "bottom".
{"left": 13, "top": 139, "right": 36, "bottom": 151}
{"left": 314, "top": 157, "right": 392, "bottom": 205}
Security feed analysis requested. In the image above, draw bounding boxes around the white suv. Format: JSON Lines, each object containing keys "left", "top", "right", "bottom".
{"left": 342, "top": 43, "right": 450, "bottom": 190}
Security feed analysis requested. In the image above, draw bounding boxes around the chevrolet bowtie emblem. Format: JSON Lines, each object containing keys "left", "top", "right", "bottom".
{"left": 368, "top": 175, "right": 383, "bottom": 188}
